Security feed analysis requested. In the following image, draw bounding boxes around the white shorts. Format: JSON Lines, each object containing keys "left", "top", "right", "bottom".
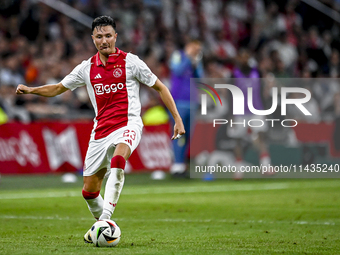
{"left": 83, "top": 125, "right": 142, "bottom": 176}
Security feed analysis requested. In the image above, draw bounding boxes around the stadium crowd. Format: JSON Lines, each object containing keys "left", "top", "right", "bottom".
{"left": 1, "top": 0, "right": 340, "bottom": 124}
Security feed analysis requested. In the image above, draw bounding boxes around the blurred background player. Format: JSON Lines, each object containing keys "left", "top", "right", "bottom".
{"left": 15, "top": 15, "right": 185, "bottom": 243}
{"left": 169, "top": 39, "right": 204, "bottom": 177}
{"left": 229, "top": 48, "right": 271, "bottom": 179}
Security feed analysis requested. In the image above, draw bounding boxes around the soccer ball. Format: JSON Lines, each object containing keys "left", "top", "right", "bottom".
{"left": 90, "top": 219, "right": 121, "bottom": 247}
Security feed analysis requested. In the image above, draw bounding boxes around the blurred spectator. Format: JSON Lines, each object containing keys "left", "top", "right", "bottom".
{"left": 209, "top": 30, "right": 237, "bottom": 65}
{"left": 281, "top": 0, "right": 302, "bottom": 46}
{"left": 273, "top": 59, "right": 290, "bottom": 78}
{"left": 169, "top": 39, "right": 203, "bottom": 177}
{"left": 228, "top": 48, "right": 271, "bottom": 179}
{"left": 0, "top": 0, "right": 339, "bottom": 126}
{"left": 0, "top": 55, "right": 25, "bottom": 87}
{"left": 254, "top": 2, "right": 284, "bottom": 45}
{"left": 268, "top": 31, "right": 298, "bottom": 73}
{"left": 199, "top": 59, "right": 229, "bottom": 120}
{"left": 328, "top": 49, "right": 340, "bottom": 78}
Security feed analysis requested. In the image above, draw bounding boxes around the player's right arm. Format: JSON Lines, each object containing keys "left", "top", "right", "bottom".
{"left": 16, "top": 83, "right": 69, "bottom": 97}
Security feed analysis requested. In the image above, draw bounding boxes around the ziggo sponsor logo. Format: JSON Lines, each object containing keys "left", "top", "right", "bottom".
{"left": 94, "top": 83, "right": 125, "bottom": 95}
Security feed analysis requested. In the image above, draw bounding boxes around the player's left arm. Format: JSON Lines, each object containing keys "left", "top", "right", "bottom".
{"left": 151, "top": 79, "right": 185, "bottom": 140}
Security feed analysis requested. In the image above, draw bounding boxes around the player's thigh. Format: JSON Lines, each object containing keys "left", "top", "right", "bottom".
{"left": 83, "top": 134, "right": 114, "bottom": 177}
{"left": 101, "top": 126, "right": 141, "bottom": 177}
{"left": 114, "top": 125, "right": 142, "bottom": 158}
{"left": 113, "top": 143, "right": 131, "bottom": 160}
{"left": 83, "top": 135, "right": 114, "bottom": 188}
{"left": 83, "top": 125, "right": 141, "bottom": 179}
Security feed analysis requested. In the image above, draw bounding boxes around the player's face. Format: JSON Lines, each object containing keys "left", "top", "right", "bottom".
{"left": 191, "top": 43, "right": 202, "bottom": 57}
{"left": 92, "top": 26, "right": 117, "bottom": 56}
{"left": 239, "top": 51, "right": 250, "bottom": 66}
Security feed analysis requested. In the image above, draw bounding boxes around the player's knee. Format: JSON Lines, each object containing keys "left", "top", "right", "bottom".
{"left": 82, "top": 189, "right": 100, "bottom": 200}
{"left": 111, "top": 155, "right": 126, "bottom": 170}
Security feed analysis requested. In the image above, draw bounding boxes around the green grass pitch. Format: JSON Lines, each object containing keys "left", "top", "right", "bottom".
{"left": 0, "top": 174, "right": 339, "bottom": 255}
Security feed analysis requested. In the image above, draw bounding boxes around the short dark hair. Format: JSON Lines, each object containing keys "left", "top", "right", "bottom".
{"left": 92, "top": 16, "right": 116, "bottom": 32}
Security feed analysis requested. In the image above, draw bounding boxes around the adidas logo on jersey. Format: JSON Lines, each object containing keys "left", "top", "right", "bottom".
{"left": 94, "top": 74, "right": 102, "bottom": 79}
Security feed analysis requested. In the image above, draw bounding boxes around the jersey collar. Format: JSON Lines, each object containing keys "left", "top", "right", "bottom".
{"left": 95, "top": 48, "right": 121, "bottom": 66}
{"left": 107, "top": 48, "right": 121, "bottom": 63}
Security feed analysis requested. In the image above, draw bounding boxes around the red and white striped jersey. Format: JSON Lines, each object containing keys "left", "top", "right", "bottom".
{"left": 61, "top": 48, "right": 157, "bottom": 140}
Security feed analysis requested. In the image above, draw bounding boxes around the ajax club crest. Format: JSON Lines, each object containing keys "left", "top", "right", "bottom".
{"left": 113, "top": 68, "right": 123, "bottom": 78}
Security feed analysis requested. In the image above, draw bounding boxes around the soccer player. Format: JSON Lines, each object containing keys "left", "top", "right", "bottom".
{"left": 16, "top": 16, "right": 185, "bottom": 243}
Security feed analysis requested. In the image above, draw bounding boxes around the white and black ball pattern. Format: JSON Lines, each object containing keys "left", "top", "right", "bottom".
{"left": 90, "top": 219, "right": 121, "bottom": 247}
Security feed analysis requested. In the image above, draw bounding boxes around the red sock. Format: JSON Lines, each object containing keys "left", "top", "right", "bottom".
{"left": 82, "top": 190, "right": 100, "bottom": 199}
{"left": 111, "top": 155, "right": 126, "bottom": 169}
{"left": 260, "top": 152, "right": 270, "bottom": 159}
{"left": 235, "top": 156, "right": 243, "bottom": 162}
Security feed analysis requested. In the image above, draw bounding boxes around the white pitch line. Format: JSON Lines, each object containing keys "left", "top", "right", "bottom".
{"left": 123, "top": 183, "right": 289, "bottom": 195}
{"left": 1, "top": 180, "right": 340, "bottom": 200}
{"left": 0, "top": 215, "right": 336, "bottom": 226}
{"left": 0, "top": 183, "right": 289, "bottom": 200}
{"left": 0, "top": 191, "right": 80, "bottom": 200}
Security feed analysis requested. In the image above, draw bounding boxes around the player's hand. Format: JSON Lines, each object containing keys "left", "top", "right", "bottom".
{"left": 16, "top": 84, "right": 31, "bottom": 95}
{"left": 171, "top": 121, "right": 185, "bottom": 140}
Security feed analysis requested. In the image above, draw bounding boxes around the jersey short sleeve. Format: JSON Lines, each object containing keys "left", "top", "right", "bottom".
{"left": 127, "top": 53, "right": 158, "bottom": 87}
{"left": 60, "top": 60, "right": 87, "bottom": 91}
